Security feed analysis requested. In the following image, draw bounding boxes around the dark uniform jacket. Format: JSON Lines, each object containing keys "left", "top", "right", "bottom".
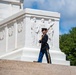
{"left": 39, "top": 34, "right": 50, "bottom": 51}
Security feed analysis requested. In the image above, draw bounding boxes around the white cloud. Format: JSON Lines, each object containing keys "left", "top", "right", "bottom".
{"left": 24, "top": 0, "right": 76, "bottom": 18}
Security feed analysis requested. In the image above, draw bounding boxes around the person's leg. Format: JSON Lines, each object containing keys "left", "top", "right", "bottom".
{"left": 38, "top": 50, "right": 44, "bottom": 62}
{"left": 45, "top": 50, "right": 51, "bottom": 64}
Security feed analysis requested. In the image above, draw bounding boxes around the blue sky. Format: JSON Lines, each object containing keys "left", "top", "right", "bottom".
{"left": 23, "top": 0, "right": 76, "bottom": 35}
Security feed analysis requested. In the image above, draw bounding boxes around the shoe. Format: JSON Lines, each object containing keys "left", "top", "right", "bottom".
{"left": 33, "top": 61, "right": 38, "bottom": 63}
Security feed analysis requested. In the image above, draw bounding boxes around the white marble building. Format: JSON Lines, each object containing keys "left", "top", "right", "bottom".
{"left": 0, "top": 0, "right": 70, "bottom": 65}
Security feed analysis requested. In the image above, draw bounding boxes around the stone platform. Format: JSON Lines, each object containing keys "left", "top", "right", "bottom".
{"left": 0, "top": 60, "right": 75, "bottom": 75}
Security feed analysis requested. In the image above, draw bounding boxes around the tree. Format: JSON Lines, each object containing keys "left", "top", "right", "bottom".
{"left": 60, "top": 27, "right": 76, "bottom": 66}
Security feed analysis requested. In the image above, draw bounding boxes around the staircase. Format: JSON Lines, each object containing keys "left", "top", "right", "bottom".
{"left": 0, "top": 60, "right": 75, "bottom": 75}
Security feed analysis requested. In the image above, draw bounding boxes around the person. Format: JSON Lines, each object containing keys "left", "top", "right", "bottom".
{"left": 37, "top": 28, "right": 51, "bottom": 63}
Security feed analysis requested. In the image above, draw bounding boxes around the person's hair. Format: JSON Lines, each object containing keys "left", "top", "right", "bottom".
{"left": 42, "top": 28, "right": 47, "bottom": 32}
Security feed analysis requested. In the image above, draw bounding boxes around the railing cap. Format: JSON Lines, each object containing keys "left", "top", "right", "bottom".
{"left": 0, "top": 8, "right": 60, "bottom": 26}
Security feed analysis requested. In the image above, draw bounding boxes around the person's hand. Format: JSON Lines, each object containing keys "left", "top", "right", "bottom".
{"left": 39, "top": 40, "right": 41, "bottom": 43}
{"left": 39, "top": 35, "right": 43, "bottom": 43}
{"left": 40, "top": 35, "right": 43, "bottom": 40}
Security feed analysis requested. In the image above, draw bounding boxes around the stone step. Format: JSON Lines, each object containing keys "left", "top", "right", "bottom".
{"left": 0, "top": 59, "right": 75, "bottom": 75}
{"left": 22, "top": 48, "right": 66, "bottom": 60}
{"left": 20, "top": 55, "right": 70, "bottom": 65}
{"left": 0, "top": 49, "right": 23, "bottom": 59}
{"left": 21, "top": 54, "right": 66, "bottom": 61}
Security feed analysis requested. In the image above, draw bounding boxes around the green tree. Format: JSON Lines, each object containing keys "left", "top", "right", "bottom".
{"left": 60, "top": 27, "right": 76, "bottom": 66}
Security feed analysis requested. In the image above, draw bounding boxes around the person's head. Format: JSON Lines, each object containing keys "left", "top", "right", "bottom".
{"left": 42, "top": 28, "right": 48, "bottom": 35}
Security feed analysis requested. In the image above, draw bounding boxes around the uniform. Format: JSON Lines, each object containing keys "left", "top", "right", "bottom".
{"left": 38, "top": 34, "right": 51, "bottom": 63}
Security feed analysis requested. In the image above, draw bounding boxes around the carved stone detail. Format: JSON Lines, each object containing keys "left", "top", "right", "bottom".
{"left": 41, "top": 18, "right": 45, "bottom": 23}
{"left": 18, "top": 21, "right": 23, "bottom": 33}
{"left": 8, "top": 26, "right": 14, "bottom": 37}
{"left": 31, "top": 18, "right": 55, "bottom": 47}
{"left": 40, "top": 18, "right": 45, "bottom": 28}
{"left": 31, "top": 18, "right": 46, "bottom": 46}
{"left": 32, "top": 17, "right": 36, "bottom": 23}
{"left": 31, "top": 17, "right": 38, "bottom": 45}
{"left": 0, "top": 30, "right": 4, "bottom": 40}
{"left": 47, "top": 19, "right": 55, "bottom": 48}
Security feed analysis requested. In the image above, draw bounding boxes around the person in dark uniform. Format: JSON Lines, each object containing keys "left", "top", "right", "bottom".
{"left": 37, "top": 28, "right": 51, "bottom": 63}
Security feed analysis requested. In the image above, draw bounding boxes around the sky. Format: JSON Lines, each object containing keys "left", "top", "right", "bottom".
{"left": 23, "top": 0, "right": 76, "bottom": 35}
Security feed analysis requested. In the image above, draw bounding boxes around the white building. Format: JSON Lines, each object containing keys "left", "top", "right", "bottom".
{"left": 0, "top": 0, "right": 70, "bottom": 65}
{"left": 0, "top": 0, "right": 23, "bottom": 21}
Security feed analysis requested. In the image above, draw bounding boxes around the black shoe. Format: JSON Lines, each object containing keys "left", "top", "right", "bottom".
{"left": 33, "top": 61, "right": 38, "bottom": 63}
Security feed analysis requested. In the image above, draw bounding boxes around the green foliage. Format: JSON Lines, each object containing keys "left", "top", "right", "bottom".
{"left": 60, "top": 27, "right": 76, "bottom": 66}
